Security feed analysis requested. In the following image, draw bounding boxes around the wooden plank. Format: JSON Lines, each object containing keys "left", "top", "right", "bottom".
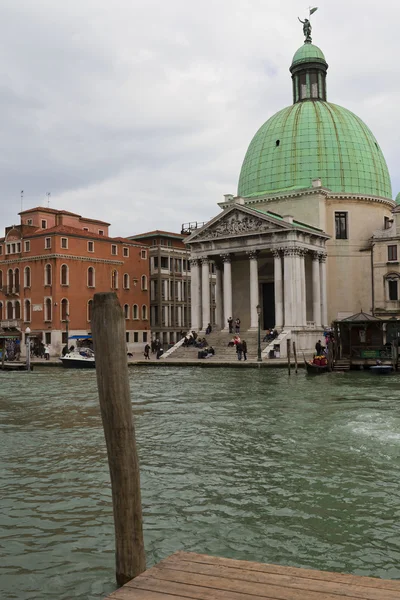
{"left": 129, "top": 566, "right": 371, "bottom": 600}
{"left": 151, "top": 557, "right": 399, "bottom": 600}
{"left": 171, "top": 552, "right": 400, "bottom": 592}
{"left": 108, "top": 586, "right": 193, "bottom": 599}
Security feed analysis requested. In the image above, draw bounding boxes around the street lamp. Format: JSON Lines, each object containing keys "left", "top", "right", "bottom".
{"left": 25, "top": 326, "right": 31, "bottom": 372}
{"left": 256, "top": 304, "right": 262, "bottom": 362}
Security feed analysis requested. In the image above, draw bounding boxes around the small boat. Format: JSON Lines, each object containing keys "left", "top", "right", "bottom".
{"left": 370, "top": 365, "right": 393, "bottom": 375}
{"left": 304, "top": 359, "right": 328, "bottom": 374}
{"left": 60, "top": 351, "right": 95, "bottom": 369}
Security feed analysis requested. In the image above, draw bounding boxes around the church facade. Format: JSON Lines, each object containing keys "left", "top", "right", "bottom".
{"left": 185, "top": 30, "right": 395, "bottom": 354}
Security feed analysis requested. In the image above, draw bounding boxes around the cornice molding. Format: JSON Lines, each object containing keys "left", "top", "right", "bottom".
{"left": 0, "top": 253, "right": 124, "bottom": 266}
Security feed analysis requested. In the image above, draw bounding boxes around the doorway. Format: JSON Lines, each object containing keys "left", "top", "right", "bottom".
{"left": 262, "top": 283, "right": 275, "bottom": 329}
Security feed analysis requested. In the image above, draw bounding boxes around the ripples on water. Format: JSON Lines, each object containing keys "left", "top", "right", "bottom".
{"left": 1, "top": 368, "right": 400, "bottom": 599}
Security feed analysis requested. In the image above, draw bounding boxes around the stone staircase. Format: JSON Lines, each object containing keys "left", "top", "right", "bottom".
{"left": 333, "top": 358, "right": 351, "bottom": 372}
{"left": 262, "top": 329, "right": 291, "bottom": 359}
{"left": 164, "top": 329, "right": 264, "bottom": 362}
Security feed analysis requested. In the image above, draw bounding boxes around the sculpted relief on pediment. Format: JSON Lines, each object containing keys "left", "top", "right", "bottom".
{"left": 195, "top": 210, "right": 277, "bottom": 241}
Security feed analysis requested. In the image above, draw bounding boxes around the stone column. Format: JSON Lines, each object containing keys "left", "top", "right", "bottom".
{"left": 190, "top": 258, "right": 201, "bottom": 331}
{"left": 319, "top": 253, "right": 328, "bottom": 327}
{"left": 201, "top": 257, "right": 210, "bottom": 330}
{"left": 215, "top": 266, "right": 223, "bottom": 329}
{"left": 221, "top": 254, "right": 232, "bottom": 330}
{"left": 300, "top": 250, "right": 307, "bottom": 326}
{"left": 283, "top": 248, "right": 294, "bottom": 327}
{"left": 312, "top": 252, "right": 321, "bottom": 327}
{"left": 247, "top": 251, "right": 259, "bottom": 329}
{"left": 293, "top": 250, "right": 302, "bottom": 326}
{"left": 273, "top": 250, "right": 283, "bottom": 329}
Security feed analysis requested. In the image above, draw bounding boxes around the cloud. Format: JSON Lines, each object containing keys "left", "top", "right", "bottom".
{"left": 1, "top": 0, "right": 400, "bottom": 236}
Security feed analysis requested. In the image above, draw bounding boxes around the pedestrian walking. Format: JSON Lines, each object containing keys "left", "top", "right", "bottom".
{"left": 242, "top": 340, "right": 248, "bottom": 361}
{"left": 228, "top": 317, "right": 233, "bottom": 333}
{"left": 44, "top": 344, "right": 50, "bottom": 360}
{"left": 235, "top": 317, "right": 241, "bottom": 334}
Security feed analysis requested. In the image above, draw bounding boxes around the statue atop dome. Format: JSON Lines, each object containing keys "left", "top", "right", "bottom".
{"left": 298, "top": 7, "right": 318, "bottom": 44}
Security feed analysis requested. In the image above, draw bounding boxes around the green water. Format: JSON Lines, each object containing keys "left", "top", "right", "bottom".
{"left": 1, "top": 368, "right": 400, "bottom": 600}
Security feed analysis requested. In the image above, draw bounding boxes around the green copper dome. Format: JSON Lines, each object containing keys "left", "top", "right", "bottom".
{"left": 238, "top": 42, "right": 392, "bottom": 200}
{"left": 291, "top": 43, "right": 326, "bottom": 67}
{"left": 396, "top": 192, "right": 400, "bottom": 205}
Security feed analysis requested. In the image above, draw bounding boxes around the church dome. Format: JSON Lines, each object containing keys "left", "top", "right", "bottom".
{"left": 238, "top": 42, "right": 392, "bottom": 200}
{"left": 396, "top": 192, "right": 400, "bottom": 205}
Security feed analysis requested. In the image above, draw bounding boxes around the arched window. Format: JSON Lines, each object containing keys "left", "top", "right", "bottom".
{"left": 124, "top": 304, "right": 129, "bottom": 319}
{"left": 142, "top": 304, "right": 147, "bottom": 320}
{"left": 61, "top": 264, "right": 68, "bottom": 286}
{"left": 133, "top": 304, "right": 138, "bottom": 319}
{"left": 87, "top": 299, "right": 93, "bottom": 322}
{"left": 0, "top": 302, "right": 3, "bottom": 320}
{"left": 45, "top": 298, "right": 52, "bottom": 321}
{"left": 6, "top": 301, "right": 13, "bottom": 319}
{"left": 24, "top": 266, "right": 31, "bottom": 288}
{"left": 61, "top": 298, "right": 69, "bottom": 321}
{"left": 87, "top": 267, "right": 95, "bottom": 288}
{"left": 386, "top": 272, "right": 400, "bottom": 301}
{"left": 111, "top": 270, "right": 118, "bottom": 290}
{"left": 14, "top": 268, "right": 20, "bottom": 293}
{"left": 0, "top": 270, "right": 3, "bottom": 289}
{"left": 24, "top": 299, "right": 31, "bottom": 322}
{"left": 123, "top": 273, "right": 129, "bottom": 289}
{"left": 7, "top": 269, "right": 13, "bottom": 293}
{"left": 14, "top": 301, "right": 20, "bottom": 320}
{"left": 141, "top": 275, "right": 147, "bottom": 290}
{"left": 45, "top": 264, "right": 52, "bottom": 286}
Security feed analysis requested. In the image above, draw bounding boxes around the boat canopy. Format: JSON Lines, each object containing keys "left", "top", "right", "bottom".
{"left": 68, "top": 335, "right": 92, "bottom": 340}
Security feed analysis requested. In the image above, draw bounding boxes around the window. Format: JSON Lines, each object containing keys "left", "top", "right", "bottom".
{"left": 160, "top": 256, "right": 169, "bottom": 269}
{"left": 388, "top": 245, "right": 398, "bottom": 262}
{"left": 0, "top": 246, "right": 2, "bottom": 255}
{"left": 15, "top": 301, "right": 21, "bottom": 319}
{"left": 124, "top": 304, "right": 129, "bottom": 319}
{"left": 7, "top": 269, "right": 13, "bottom": 293}
{"left": 153, "top": 257, "right": 159, "bottom": 268}
{"left": 98, "top": 230, "right": 104, "bottom": 236}
{"left": 6, "top": 301, "right": 13, "bottom": 319}
{"left": 142, "top": 304, "right": 147, "bottom": 320}
{"left": 62, "top": 332, "right": 68, "bottom": 344}
{"left": 24, "top": 266, "right": 31, "bottom": 288}
{"left": 111, "top": 245, "right": 117, "bottom": 255}
{"left": 27, "top": 219, "right": 33, "bottom": 226}
{"left": 133, "top": 332, "right": 139, "bottom": 343}
{"left": 87, "top": 299, "right": 93, "bottom": 322}
{"left": 24, "top": 299, "right": 31, "bottom": 322}
{"left": 141, "top": 250, "right": 147, "bottom": 259}
{"left": 14, "top": 269, "right": 20, "bottom": 293}
{"left": 141, "top": 275, "right": 147, "bottom": 290}
{"left": 0, "top": 302, "right": 2, "bottom": 320}
{"left": 45, "top": 332, "right": 51, "bottom": 345}
{"left": 61, "top": 298, "right": 69, "bottom": 321}
{"left": 0, "top": 270, "right": 2, "bottom": 289}
{"left": 143, "top": 332, "right": 148, "bottom": 343}
{"left": 384, "top": 216, "right": 391, "bottom": 230}
{"left": 61, "top": 238, "right": 68, "bottom": 249}
{"left": 24, "top": 241, "right": 30, "bottom": 252}
{"left": 45, "top": 237, "right": 51, "bottom": 249}
{"left": 87, "top": 267, "right": 95, "bottom": 287}
{"left": 61, "top": 264, "right": 69, "bottom": 286}
{"left": 41, "top": 220, "right": 47, "bottom": 229}
{"left": 389, "top": 280, "right": 398, "bottom": 301}
{"left": 111, "top": 270, "right": 118, "bottom": 289}
{"left": 88, "top": 241, "right": 94, "bottom": 252}
{"left": 6, "top": 244, "right": 10, "bottom": 254}
{"left": 123, "top": 247, "right": 129, "bottom": 257}
{"left": 45, "top": 264, "right": 52, "bottom": 286}
{"left": 16, "top": 243, "right": 21, "bottom": 253}
{"left": 83, "top": 227, "right": 89, "bottom": 232}
{"left": 45, "top": 298, "right": 52, "bottom": 321}
{"left": 335, "top": 212, "right": 348, "bottom": 240}
{"left": 133, "top": 304, "right": 138, "bottom": 319}
{"left": 123, "top": 273, "right": 129, "bottom": 289}
{"left": 126, "top": 332, "right": 130, "bottom": 343}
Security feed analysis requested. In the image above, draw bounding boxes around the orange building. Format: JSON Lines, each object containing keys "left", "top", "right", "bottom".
{"left": 0, "top": 207, "right": 150, "bottom": 355}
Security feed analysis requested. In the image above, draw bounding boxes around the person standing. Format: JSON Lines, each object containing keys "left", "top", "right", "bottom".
{"left": 228, "top": 317, "right": 233, "bottom": 334}
{"left": 315, "top": 339, "right": 323, "bottom": 355}
{"left": 237, "top": 340, "right": 243, "bottom": 361}
{"left": 235, "top": 317, "right": 241, "bottom": 334}
{"left": 242, "top": 340, "right": 248, "bottom": 361}
{"left": 44, "top": 344, "right": 50, "bottom": 360}
{"left": 144, "top": 343, "right": 151, "bottom": 360}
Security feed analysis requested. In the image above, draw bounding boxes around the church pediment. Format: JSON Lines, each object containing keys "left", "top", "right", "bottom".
{"left": 186, "top": 206, "right": 291, "bottom": 243}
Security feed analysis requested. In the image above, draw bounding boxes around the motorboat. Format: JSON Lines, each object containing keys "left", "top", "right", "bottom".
{"left": 60, "top": 350, "right": 95, "bottom": 368}
{"left": 370, "top": 364, "right": 393, "bottom": 375}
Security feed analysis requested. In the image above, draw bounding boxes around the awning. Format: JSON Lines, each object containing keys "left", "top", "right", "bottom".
{"left": 68, "top": 335, "right": 92, "bottom": 340}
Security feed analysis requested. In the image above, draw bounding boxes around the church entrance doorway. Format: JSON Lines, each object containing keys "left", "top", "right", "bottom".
{"left": 262, "top": 283, "right": 275, "bottom": 329}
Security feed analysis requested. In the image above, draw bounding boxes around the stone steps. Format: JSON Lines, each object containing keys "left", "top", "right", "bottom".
{"left": 165, "top": 330, "right": 263, "bottom": 361}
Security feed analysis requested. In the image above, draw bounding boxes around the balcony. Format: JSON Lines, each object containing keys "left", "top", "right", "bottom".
{"left": 0, "top": 320, "right": 22, "bottom": 330}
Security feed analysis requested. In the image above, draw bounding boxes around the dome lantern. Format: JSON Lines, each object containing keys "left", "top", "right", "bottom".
{"left": 290, "top": 42, "right": 328, "bottom": 103}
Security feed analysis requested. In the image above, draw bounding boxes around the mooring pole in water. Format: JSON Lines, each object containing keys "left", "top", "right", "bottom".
{"left": 92, "top": 292, "right": 146, "bottom": 586}
{"left": 287, "top": 339, "right": 291, "bottom": 376}
{"left": 293, "top": 341, "right": 298, "bottom": 374}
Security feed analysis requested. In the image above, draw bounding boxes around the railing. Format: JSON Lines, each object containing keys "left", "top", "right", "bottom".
{"left": 181, "top": 221, "right": 206, "bottom": 234}
{"left": 0, "top": 320, "right": 22, "bottom": 330}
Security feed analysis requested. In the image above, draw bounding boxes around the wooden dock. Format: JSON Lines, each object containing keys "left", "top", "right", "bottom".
{"left": 104, "top": 551, "right": 400, "bottom": 599}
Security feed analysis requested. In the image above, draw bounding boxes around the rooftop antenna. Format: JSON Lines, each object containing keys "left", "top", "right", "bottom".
{"left": 20, "top": 190, "right": 24, "bottom": 212}
{"left": 46, "top": 192, "right": 51, "bottom": 208}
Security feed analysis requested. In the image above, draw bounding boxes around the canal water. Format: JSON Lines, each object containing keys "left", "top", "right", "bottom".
{"left": 1, "top": 367, "right": 400, "bottom": 599}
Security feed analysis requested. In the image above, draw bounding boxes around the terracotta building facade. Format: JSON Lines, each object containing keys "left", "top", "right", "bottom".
{"left": 0, "top": 207, "right": 150, "bottom": 355}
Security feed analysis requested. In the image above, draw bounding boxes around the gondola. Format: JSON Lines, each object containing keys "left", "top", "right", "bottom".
{"left": 304, "top": 358, "right": 328, "bottom": 374}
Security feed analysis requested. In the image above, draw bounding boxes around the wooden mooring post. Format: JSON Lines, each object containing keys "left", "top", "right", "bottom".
{"left": 92, "top": 292, "right": 146, "bottom": 586}
{"left": 287, "top": 339, "right": 291, "bottom": 375}
{"left": 292, "top": 341, "right": 298, "bottom": 374}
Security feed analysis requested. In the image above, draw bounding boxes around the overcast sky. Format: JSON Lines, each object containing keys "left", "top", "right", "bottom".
{"left": 1, "top": 0, "right": 399, "bottom": 237}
